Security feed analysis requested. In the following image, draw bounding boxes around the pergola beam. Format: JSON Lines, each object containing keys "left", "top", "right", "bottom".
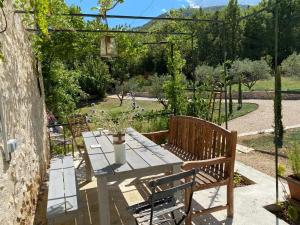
{"left": 25, "top": 28, "right": 192, "bottom": 36}
{"left": 14, "top": 10, "right": 225, "bottom": 24}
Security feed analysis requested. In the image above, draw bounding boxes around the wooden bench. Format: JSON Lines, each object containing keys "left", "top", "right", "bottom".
{"left": 143, "top": 116, "right": 237, "bottom": 223}
{"left": 47, "top": 156, "right": 82, "bottom": 225}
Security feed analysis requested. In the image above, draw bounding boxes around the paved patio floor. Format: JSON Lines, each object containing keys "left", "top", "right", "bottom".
{"left": 58, "top": 161, "right": 289, "bottom": 225}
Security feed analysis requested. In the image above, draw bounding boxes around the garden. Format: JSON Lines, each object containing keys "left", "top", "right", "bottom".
{"left": 2, "top": 0, "right": 300, "bottom": 224}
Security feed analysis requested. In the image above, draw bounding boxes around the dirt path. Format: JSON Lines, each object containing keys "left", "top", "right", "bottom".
{"left": 108, "top": 96, "right": 300, "bottom": 135}
{"left": 227, "top": 99, "right": 300, "bottom": 134}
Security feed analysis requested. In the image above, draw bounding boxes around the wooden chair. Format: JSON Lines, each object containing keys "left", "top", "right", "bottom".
{"left": 143, "top": 116, "right": 237, "bottom": 223}
{"left": 67, "top": 114, "right": 92, "bottom": 181}
{"left": 128, "top": 169, "right": 197, "bottom": 225}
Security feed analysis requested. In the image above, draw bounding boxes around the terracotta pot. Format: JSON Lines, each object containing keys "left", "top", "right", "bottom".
{"left": 112, "top": 133, "right": 125, "bottom": 144}
{"left": 286, "top": 175, "right": 300, "bottom": 201}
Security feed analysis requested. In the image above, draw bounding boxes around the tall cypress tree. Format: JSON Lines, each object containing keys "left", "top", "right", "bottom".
{"left": 225, "top": 0, "right": 242, "bottom": 112}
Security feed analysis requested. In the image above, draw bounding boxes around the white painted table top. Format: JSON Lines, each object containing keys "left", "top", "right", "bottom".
{"left": 82, "top": 128, "right": 183, "bottom": 178}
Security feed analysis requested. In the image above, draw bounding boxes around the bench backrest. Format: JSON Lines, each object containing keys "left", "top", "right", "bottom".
{"left": 168, "top": 116, "right": 236, "bottom": 161}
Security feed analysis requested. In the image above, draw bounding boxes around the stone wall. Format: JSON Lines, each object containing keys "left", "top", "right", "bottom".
{"left": 0, "top": 1, "right": 48, "bottom": 225}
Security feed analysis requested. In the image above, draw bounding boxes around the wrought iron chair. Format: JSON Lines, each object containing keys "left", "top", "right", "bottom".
{"left": 67, "top": 114, "right": 92, "bottom": 181}
{"left": 128, "top": 169, "right": 197, "bottom": 225}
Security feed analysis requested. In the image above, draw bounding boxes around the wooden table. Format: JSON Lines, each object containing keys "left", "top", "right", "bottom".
{"left": 82, "top": 128, "right": 183, "bottom": 225}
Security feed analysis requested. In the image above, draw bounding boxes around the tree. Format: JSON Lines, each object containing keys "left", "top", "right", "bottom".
{"left": 45, "top": 62, "right": 85, "bottom": 118}
{"left": 149, "top": 74, "right": 168, "bottom": 109}
{"left": 230, "top": 59, "right": 271, "bottom": 90}
{"left": 242, "top": 10, "right": 269, "bottom": 60}
{"left": 225, "top": 0, "right": 243, "bottom": 109}
{"left": 115, "top": 79, "right": 138, "bottom": 106}
{"left": 281, "top": 52, "right": 300, "bottom": 77}
{"left": 79, "top": 57, "right": 111, "bottom": 98}
{"left": 243, "top": 59, "right": 271, "bottom": 90}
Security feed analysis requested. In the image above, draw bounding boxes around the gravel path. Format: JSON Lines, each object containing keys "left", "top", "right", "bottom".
{"left": 108, "top": 95, "right": 300, "bottom": 135}
{"left": 227, "top": 99, "right": 300, "bottom": 134}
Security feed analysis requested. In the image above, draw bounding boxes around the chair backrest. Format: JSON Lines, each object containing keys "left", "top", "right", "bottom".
{"left": 67, "top": 114, "right": 90, "bottom": 138}
{"left": 168, "top": 116, "right": 237, "bottom": 161}
{"left": 148, "top": 169, "right": 197, "bottom": 225}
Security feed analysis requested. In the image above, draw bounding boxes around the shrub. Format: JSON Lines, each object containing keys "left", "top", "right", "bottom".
{"left": 79, "top": 57, "right": 111, "bottom": 98}
{"left": 281, "top": 52, "right": 300, "bottom": 78}
{"left": 45, "top": 61, "right": 85, "bottom": 119}
{"left": 288, "top": 144, "right": 300, "bottom": 180}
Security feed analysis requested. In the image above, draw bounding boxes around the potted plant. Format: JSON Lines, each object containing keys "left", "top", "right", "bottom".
{"left": 96, "top": 111, "right": 133, "bottom": 164}
{"left": 286, "top": 144, "right": 300, "bottom": 201}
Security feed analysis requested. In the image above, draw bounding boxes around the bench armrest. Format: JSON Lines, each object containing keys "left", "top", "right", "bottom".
{"left": 181, "top": 157, "right": 232, "bottom": 171}
{"left": 142, "top": 130, "right": 169, "bottom": 144}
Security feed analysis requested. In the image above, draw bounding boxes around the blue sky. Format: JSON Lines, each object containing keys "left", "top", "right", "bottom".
{"left": 65, "top": 0, "right": 262, "bottom": 27}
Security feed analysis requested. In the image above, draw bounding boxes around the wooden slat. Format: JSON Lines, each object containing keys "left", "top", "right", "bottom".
{"left": 125, "top": 149, "right": 150, "bottom": 169}
{"left": 128, "top": 129, "right": 182, "bottom": 165}
{"left": 62, "top": 156, "right": 78, "bottom": 213}
{"left": 105, "top": 152, "right": 133, "bottom": 172}
{"left": 96, "top": 135, "right": 114, "bottom": 153}
{"left": 88, "top": 148, "right": 114, "bottom": 175}
{"left": 47, "top": 158, "right": 65, "bottom": 218}
{"left": 131, "top": 147, "right": 165, "bottom": 167}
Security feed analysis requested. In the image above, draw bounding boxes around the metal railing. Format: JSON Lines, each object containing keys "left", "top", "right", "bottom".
{"left": 47, "top": 123, "right": 74, "bottom": 156}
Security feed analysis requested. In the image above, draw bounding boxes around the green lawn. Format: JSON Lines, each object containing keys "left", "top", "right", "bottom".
{"left": 77, "top": 98, "right": 258, "bottom": 133}
{"left": 232, "top": 77, "right": 300, "bottom": 92}
{"left": 77, "top": 98, "right": 164, "bottom": 115}
{"left": 227, "top": 103, "right": 258, "bottom": 120}
{"left": 239, "top": 128, "right": 300, "bottom": 156}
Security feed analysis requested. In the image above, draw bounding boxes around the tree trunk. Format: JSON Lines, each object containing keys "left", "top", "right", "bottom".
{"left": 238, "top": 78, "right": 242, "bottom": 110}
{"left": 229, "top": 84, "right": 233, "bottom": 115}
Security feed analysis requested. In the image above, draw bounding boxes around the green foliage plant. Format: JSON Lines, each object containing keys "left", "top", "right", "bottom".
{"left": 79, "top": 57, "right": 111, "bottom": 98}
{"left": 95, "top": 111, "right": 133, "bottom": 135}
{"left": 15, "top": 0, "right": 50, "bottom": 36}
{"left": 163, "top": 46, "right": 187, "bottom": 115}
{"left": 281, "top": 53, "right": 300, "bottom": 78}
{"left": 288, "top": 144, "right": 300, "bottom": 180}
{"left": 277, "top": 163, "right": 286, "bottom": 177}
{"left": 45, "top": 61, "right": 85, "bottom": 119}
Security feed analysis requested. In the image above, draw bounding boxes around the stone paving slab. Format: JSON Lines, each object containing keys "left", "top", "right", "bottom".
{"left": 69, "top": 160, "right": 289, "bottom": 225}
{"left": 192, "top": 161, "right": 289, "bottom": 225}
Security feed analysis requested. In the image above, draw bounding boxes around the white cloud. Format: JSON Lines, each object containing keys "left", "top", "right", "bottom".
{"left": 186, "top": 0, "right": 201, "bottom": 8}
{"left": 162, "top": 8, "right": 167, "bottom": 13}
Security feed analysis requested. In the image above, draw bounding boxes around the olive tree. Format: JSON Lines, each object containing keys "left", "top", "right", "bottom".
{"left": 149, "top": 74, "right": 168, "bottom": 110}
{"left": 231, "top": 59, "right": 271, "bottom": 90}
{"left": 281, "top": 52, "right": 300, "bottom": 77}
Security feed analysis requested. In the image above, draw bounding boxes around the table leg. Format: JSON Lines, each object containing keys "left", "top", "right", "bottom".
{"left": 97, "top": 176, "right": 110, "bottom": 225}
{"left": 85, "top": 151, "right": 92, "bottom": 182}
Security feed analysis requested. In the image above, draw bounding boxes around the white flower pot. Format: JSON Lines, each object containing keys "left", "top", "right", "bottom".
{"left": 114, "top": 143, "right": 126, "bottom": 164}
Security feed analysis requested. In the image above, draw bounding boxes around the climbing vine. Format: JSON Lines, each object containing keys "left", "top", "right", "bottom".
{"left": 15, "top": 0, "right": 49, "bottom": 36}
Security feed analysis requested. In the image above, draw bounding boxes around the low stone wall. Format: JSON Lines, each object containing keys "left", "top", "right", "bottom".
{"left": 135, "top": 91, "right": 300, "bottom": 100}
{"left": 231, "top": 91, "right": 300, "bottom": 100}
{"left": 0, "top": 1, "right": 48, "bottom": 225}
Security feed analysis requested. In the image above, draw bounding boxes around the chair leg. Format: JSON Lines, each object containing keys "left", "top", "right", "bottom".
{"left": 227, "top": 183, "right": 234, "bottom": 217}
{"left": 185, "top": 188, "right": 192, "bottom": 225}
